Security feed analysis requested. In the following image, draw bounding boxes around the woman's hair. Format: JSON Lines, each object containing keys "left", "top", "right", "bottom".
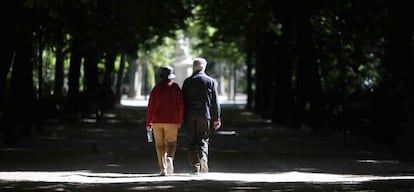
{"left": 159, "top": 66, "right": 176, "bottom": 80}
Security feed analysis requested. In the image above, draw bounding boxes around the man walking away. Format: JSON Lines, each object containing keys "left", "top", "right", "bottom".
{"left": 182, "top": 57, "right": 221, "bottom": 175}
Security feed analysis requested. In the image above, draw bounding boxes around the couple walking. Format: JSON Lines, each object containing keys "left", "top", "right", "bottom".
{"left": 145, "top": 57, "right": 222, "bottom": 176}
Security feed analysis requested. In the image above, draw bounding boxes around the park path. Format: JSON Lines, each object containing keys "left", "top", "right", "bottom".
{"left": 1, "top": 100, "right": 414, "bottom": 191}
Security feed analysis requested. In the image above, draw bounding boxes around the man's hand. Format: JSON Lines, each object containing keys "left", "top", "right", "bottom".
{"left": 213, "top": 121, "right": 221, "bottom": 130}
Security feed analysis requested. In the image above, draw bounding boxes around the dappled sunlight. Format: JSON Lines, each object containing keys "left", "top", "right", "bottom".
{"left": 214, "top": 130, "right": 237, "bottom": 136}
{"left": 356, "top": 159, "right": 399, "bottom": 164}
{"left": 80, "top": 118, "right": 98, "bottom": 123}
{"left": 1, "top": 170, "right": 413, "bottom": 184}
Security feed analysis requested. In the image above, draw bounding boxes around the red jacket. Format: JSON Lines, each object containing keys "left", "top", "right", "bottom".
{"left": 146, "top": 79, "right": 184, "bottom": 127}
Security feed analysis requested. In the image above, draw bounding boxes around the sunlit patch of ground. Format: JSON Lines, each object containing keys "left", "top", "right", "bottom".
{"left": 1, "top": 170, "right": 413, "bottom": 184}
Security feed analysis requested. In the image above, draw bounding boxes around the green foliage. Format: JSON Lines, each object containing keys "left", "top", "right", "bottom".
{"left": 11, "top": 0, "right": 392, "bottom": 107}
{"left": 184, "top": 4, "right": 246, "bottom": 73}
{"left": 32, "top": 48, "right": 57, "bottom": 96}
{"left": 145, "top": 37, "right": 176, "bottom": 68}
{"left": 311, "top": 6, "right": 382, "bottom": 97}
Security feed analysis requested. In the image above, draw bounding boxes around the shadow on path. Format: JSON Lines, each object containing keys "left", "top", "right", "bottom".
{"left": 1, "top": 101, "right": 414, "bottom": 191}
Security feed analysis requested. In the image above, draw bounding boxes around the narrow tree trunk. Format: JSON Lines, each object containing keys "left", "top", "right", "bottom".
{"left": 67, "top": 38, "right": 82, "bottom": 120}
{"left": 36, "top": 29, "right": 44, "bottom": 133}
{"left": 228, "top": 64, "right": 235, "bottom": 101}
{"left": 272, "top": 26, "right": 293, "bottom": 126}
{"left": 5, "top": 29, "right": 35, "bottom": 144}
{"left": 115, "top": 54, "right": 126, "bottom": 104}
{"left": 295, "top": 3, "right": 324, "bottom": 131}
{"left": 54, "top": 34, "right": 65, "bottom": 111}
{"left": 0, "top": 50, "right": 14, "bottom": 107}
{"left": 377, "top": 0, "right": 413, "bottom": 145}
{"left": 102, "top": 51, "right": 116, "bottom": 110}
{"left": 83, "top": 52, "right": 100, "bottom": 116}
{"left": 245, "top": 49, "right": 254, "bottom": 109}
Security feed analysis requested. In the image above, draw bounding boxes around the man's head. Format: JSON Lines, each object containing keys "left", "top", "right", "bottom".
{"left": 192, "top": 57, "right": 207, "bottom": 73}
{"left": 159, "top": 66, "right": 176, "bottom": 80}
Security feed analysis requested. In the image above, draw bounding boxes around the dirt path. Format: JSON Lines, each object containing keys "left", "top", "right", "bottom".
{"left": 1, "top": 105, "right": 414, "bottom": 191}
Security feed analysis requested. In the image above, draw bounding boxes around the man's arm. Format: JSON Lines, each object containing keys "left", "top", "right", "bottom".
{"left": 211, "top": 79, "right": 221, "bottom": 129}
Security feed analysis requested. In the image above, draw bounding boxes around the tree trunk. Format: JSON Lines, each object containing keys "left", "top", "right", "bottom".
{"left": 67, "top": 38, "right": 82, "bottom": 120}
{"left": 376, "top": 0, "right": 413, "bottom": 145}
{"left": 254, "top": 32, "right": 275, "bottom": 118}
{"left": 0, "top": 49, "right": 14, "bottom": 108}
{"left": 228, "top": 64, "right": 235, "bottom": 101}
{"left": 54, "top": 34, "right": 65, "bottom": 111}
{"left": 295, "top": 4, "right": 324, "bottom": 130}
{"left": 127, "top": 56, "right": 139, "bottom": 98}
{"left": 272, "top": 25, "right": 293, "bottom": 126}
{"left": 115, "top": 53, "right": 126, "bottom": 104}
{"left": 36, "top": 29, "right": 44, "bottom": 133}
{"left": 245, "top": 47, "right": 254, "bottom": 110}
{"left": 83, "top": 51, "right": 100, "bottom": 116}
{"left": 5, "top": 29, "right": 35, "bottom": 144}
{"left": 102, "top": 51, "right": 116, "bottom": 110}
{"left": 0, "top": 0, "right": 19, "bottom": 113}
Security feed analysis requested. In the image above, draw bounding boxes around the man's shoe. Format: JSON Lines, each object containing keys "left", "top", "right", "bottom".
{"left": 166, "top": 157, "right": 174, "bottom": 175}
{"left": 200, "top": 158, "right": 208, "bottom": 173}
{"left": 159, "top": 169, "right": 166, "bottom": 176}
{"left": 191, "top": 171, "right": 199, "bottom": 175}
{"left": 191, "top": 164, "right": 200, "bottom": 175}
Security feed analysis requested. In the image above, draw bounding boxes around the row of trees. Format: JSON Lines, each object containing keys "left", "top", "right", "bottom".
{"left": 0, "top": 0, "right": 413, "bottom": 149}
{"left": 0, "top": 0, "right": 195, "bottom": 144}
{"left": 198, "top": 0, "right": 413, "bottom": 147}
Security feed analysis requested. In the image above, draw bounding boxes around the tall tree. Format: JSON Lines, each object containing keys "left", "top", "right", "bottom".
{"left": 294, "top": 1, "right": 324, "bottom": 130}
{"left": 375, "top": 0, "right": 413, "bottom": 143}
{"left": 2, "top": 0, "right": 38, "bottom": 144}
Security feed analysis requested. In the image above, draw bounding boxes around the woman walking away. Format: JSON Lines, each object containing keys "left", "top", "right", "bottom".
{"left": 146, "top": 66, "right": 184, "bottom": 176}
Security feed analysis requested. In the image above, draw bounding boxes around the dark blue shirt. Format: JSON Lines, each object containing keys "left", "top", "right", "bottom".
{"left": 182, "top": 71, "right": 221, "bottom": 122}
